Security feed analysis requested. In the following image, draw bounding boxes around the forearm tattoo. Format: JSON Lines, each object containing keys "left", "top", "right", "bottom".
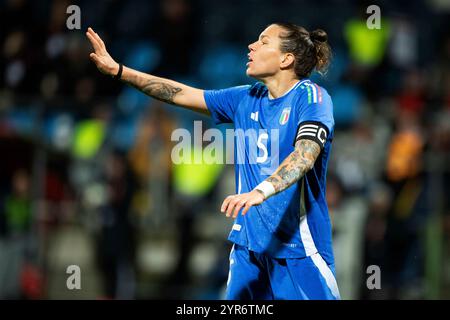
{"left": 124, "top": 74, "right": 182, "bottom": 104}
{"left": 266, "top": 139, "right": 321, "bottom": 194}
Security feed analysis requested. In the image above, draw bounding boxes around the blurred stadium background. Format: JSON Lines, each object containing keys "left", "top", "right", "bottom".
{"left": 0, "top": 0, "right": 449, "bottom": 300}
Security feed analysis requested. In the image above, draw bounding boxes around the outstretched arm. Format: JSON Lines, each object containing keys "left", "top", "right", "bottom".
{"left": 220, "top": 139, "right": 321, "bottom": 218}
{"left": 86, "top": 27, "right": 209, "bottom": 114}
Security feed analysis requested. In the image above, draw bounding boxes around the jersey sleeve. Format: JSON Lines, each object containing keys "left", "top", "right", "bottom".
{"left": 294, "top": 84, "right": 334, "bottom": 149}
{"left": 203, "top": 85, "right": 250, "bottom": 124}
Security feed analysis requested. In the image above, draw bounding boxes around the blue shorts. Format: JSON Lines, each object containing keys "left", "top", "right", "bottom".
{"left": 226, "top": 244, "right": 340, "bottom": 300}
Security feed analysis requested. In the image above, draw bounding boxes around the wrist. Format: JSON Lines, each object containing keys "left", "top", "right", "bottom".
{"left": 254, "top": 189, "right": 266, "bottom": 200}
{"left": 112, "top": 63, "right": 123, "bottom": 80}
{"left": 254, "top": 181, "right": 275, "bottom": 200}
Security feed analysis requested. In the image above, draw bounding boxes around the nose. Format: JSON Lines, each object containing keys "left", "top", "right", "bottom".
{"left": 248, "top": 41, "right": 256, "bottom": 51}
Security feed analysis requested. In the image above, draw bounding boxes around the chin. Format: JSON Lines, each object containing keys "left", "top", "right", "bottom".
{"left": 246, "top": 68, "right": 257, "bottom": 78}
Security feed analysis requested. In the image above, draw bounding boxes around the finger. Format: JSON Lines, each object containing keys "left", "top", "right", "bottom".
{"left": 86, "top": 32, "right": 101, "bottom": 51}
{"left": 242, "top": 202, "right": 252, "bottom": 216}
{"left": 232, "top": 199, "right": 247, "bottom": 218}
{"left": 220, "top": 197, "right": 229, "bottom": 212}
{"left": 221, "top": 196, "right": 234, "bottom": 213}
{"left": 89, "top": 53, "right": 100, "bottom": 64}
{"left": 88, "top": 27, "right": 99, "bottom": 40}
{"left": 93, "top": 31, "right": 106, "bottom": 49}
{"left": 226, "top": 198, "right": 239, "bottom": 217}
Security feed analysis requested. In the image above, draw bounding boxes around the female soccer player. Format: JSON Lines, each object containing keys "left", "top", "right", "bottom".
{"left": 86, "top": 22, "right": 340, "bottom": 300}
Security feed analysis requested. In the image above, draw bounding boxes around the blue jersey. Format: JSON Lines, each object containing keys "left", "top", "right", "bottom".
{"left": 204, "top": 79, "right": 335, "bottom": 263}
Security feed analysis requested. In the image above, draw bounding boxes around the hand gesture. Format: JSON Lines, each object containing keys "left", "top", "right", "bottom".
{"left": 86, "top": 27, "right": 118, "bottom": 76}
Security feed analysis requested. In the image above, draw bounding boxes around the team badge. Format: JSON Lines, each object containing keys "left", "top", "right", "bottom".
{"left": 279, "top": 107, "right": 291, "bottom": 125}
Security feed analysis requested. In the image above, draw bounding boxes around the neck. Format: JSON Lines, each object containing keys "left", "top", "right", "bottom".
{"left": 262, "top": 73, "right": 300, "bottom": 99}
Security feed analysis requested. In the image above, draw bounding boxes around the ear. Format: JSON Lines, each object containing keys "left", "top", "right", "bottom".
{"left": 280, "top": 53, "right": 295, "bottom": 69}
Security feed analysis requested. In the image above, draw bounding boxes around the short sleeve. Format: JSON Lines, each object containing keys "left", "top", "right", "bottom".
{"left": 203, "top": 85, "right": 250, "bottom": 124}
{"left": 294, "top": 84, "right": 334, "bottom": 148}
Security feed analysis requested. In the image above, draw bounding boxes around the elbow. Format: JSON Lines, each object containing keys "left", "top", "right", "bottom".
{"left": 305, "top": 163, "right": 314, "bottom": 174}
{"left": 302, "top": 159, "right": 315, "bottom": 174}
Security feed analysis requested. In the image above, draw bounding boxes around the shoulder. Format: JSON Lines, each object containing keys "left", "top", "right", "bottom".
{"left": 204, "top": 84, "right": 253, "bottom": 102}
{"left": 294, "top": 80, "right": 332, "bottom": 105}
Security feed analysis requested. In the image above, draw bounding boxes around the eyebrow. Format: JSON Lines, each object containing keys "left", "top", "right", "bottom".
{"left": 259, "top": 35, "right": 269, "bottom": 40}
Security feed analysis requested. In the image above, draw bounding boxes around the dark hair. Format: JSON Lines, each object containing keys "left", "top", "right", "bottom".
{"left": 273, "top": 22, "right": 332, "bottom": 78}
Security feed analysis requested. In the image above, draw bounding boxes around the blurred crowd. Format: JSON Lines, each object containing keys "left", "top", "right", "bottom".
{"left": 0, "top": 0, "right": 449, "bottom": 299}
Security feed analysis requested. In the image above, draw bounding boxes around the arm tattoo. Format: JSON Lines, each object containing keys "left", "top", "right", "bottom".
{"left": 265, "top": 139, "right": 321, "bottom": 194}
{"left": 124, "top": 74, "right": 182, "bottom": 104}
{"left": 266, "top": 176, "right": 281, "bottom": 185}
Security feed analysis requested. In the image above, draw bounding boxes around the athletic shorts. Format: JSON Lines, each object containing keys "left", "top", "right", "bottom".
{"left": 226, "top": 244, "right": 340, "bottom": 300}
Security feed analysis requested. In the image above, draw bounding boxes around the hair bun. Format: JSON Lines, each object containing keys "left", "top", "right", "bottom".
{"left": 310, "top": 29, "right": 328, "bottom": 43}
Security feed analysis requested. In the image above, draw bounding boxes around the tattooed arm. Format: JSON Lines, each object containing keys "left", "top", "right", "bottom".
{"left": 221, "top": 139, "right": 321, "bottom": 218}
{"left": 86, "top": 27, "right": 208, "bottom": 114}
{"left": 265, "top": 139, "right": 321, "bottom": 194}
{"left": 119, "top": 68, "right": 208, "bottom": 114}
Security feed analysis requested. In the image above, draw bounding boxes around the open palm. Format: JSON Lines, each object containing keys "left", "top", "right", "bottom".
{"left": 86, "top": 27, "right": 118, "bottom": 76}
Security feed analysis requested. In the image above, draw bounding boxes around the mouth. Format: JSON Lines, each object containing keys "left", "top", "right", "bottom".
{"left": 247, "top": 54, "right": 253, "bottom": 66}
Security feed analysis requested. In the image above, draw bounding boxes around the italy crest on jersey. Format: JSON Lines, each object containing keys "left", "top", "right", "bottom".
{"left": 279, "top": 107, "right": 291, "bottom": 125}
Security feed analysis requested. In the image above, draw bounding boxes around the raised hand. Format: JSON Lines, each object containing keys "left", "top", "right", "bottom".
{"left": 86, "top": 27, "right": 119, "bottom": 76}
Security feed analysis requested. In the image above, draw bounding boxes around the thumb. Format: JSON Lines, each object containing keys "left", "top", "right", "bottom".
{"left": 89, "top": 53, "right": 100, "bottom": 64}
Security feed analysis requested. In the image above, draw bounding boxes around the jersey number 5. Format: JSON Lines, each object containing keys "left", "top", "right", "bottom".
{"left": 256, "top": 133, "right": 268, "bottom": 163}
